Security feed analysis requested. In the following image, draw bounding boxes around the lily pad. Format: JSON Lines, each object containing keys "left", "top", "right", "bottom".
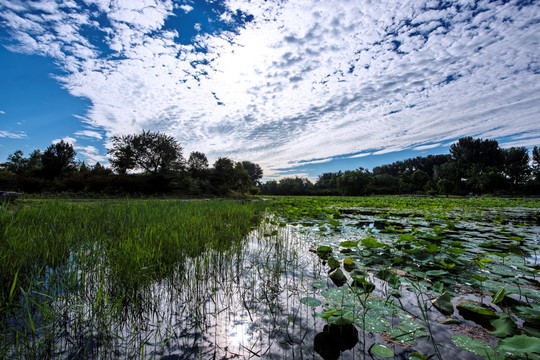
{"left": 340, "top": 240, "right": 359, "bottom": 248}
{"left": 370, "top": 344, "right": 394, "bottom": 358}
{"left": 496, "top": 335, "right": 540, "bottom": 355}
{"left": 317, "top": 246, "right": 333, "bottom": 260}
{"left": 300, "top": 297, "right": 322, "bottom": 308}
{"left": 329, "top": 268, "right": 346, "bottom": 286}
{"left": 362, "top": 236, "right": 384, "bottom": 249}
{"left": 451, "top": 334, "right": 496, "bottom": 357}
{"left": 488, "top": 313, "right": 518, "bottom": 338}
{"left": 432, "top": 292, "right": 454, "bottom": 315}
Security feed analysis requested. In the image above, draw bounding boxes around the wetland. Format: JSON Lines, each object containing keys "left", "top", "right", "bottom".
{"left": 1, "top": 196, "right": 540, "bottom": 359}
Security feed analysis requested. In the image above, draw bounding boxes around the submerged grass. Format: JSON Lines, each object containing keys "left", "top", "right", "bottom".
{"left": 0, "top": 199, "right": 265, "bottom": 316}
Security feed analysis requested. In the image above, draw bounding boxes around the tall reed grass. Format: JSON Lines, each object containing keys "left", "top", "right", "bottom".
{"left": 0, "top": 199, "right": 265, "bottom": 319}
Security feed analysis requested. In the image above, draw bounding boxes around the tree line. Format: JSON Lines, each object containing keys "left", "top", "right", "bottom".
{"left": 0, "top": 131, "right": 263, "bottom": 196}
{"left": 260, "top": 137, "right": 540, "bottom": 196}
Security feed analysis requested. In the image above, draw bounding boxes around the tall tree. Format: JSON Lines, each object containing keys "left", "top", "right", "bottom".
{"left": 188, "top": 151, "right": 209, "bottom": 172}
{"left": 449, "top": 137, "right": 503, "bottom": 193}
{"left": 108, "top": 130, "right": 184, "bottom": 175}
{"left": 241, "top": 161, "right": 263, "bottom": 186}
{"left": 502, "top": 147, "right": 530, "bottom": 187}
{"left": 41, "top": 140, "right": 76, "bottom": 179}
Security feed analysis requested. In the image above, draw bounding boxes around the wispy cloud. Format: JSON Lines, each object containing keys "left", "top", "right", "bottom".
{"left": 74, "top": 130, "right": 103, "bottom": 140}
{"left": 0, "top": 0, "right": 538, "bottom": 177}
{"left": 0, "top": 130, "right": 27, "bottom": 139}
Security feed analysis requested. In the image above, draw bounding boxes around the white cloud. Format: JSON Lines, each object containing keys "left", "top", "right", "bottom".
{"left": 413, "top": 143, "right": 442, "bottom": 151}
{"left": 74, "top": 130, "right": 103, "bottom": 139}
{"left": 178, "top": 5, "right": 193, "bottom": 13}
{"left": 0, "top": 110, "right": 5, "bottom": 114}
{"left": 1, "top": 0, "right": 539, "bottom": 177}
{"left": 75, "top": 145, "right": 107, "bottom": 165}
{"left": 0, "top": 130, "right": 26, "bottom": 139}
{"left": 52, "top": 136, "right": 77, "bottom": 145}
{"left": 348, "top": 153, "right": 371, "bottom": 159}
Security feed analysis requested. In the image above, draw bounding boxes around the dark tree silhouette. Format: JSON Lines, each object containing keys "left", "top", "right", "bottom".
{"left": 42, "top": 141, "right": 76, "bottom": 179}
{"left": 108, "top": 130, "right": 184, "bottom": 175}
{"left": 241, "top": 161, "right": 263, "bottom": 186}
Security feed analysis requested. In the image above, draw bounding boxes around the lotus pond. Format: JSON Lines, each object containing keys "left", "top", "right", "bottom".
{"left": 1, "top": 196, "right": 540, "bottom": 359}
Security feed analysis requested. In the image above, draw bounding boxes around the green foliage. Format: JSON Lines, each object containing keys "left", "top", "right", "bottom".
{"left": 41, "top": 140, "right": 76, "bottom": 179}
{"left": 108, "top": 130, "right": 184, "bottom": 175}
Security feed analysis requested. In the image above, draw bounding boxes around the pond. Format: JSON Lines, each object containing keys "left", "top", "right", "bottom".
{"left": 2, "top": 197, "right": 540, "bottom": 359}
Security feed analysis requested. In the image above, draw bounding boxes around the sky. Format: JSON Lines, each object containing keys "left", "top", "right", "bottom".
{"left": 0, "top": 0, "right": 539, "bottom": 182}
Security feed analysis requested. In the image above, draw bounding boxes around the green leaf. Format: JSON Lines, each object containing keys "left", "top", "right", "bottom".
{"left": 408, "top": 353, "right": 427, "bottom": 360}
{"left": 362, "top": 236, "right": 384, "bottom": 249}
{"left": 457, "top": 301, "right": 497, "bottom": 318}
{"left": 432, "top": 292, "right": 454, "bottom": 316}
{"left": 300, "top": 297, "right": 321, "bottom": 308}
{"left": 327, "top": 256, "right": 340, "bottom": 270}
{"left": 496, "top": 335, "right": 540, "bottom": 354}
{"left": 370, "top": 344, "right": 394, "bottom": 358}
{"left": 492, "top": 288, "right": 506, "bottom": 304}
{"left": 426, "top": 269, "right": 448, "bottom": 277}
{"left": 451, "top": 334, "right": 495, "bottom": 357}
{"left": 329, "top": 268, "right": 345, "bottom": 283}
{"left": 488, "top": 313, "right": 519, "bottom": 338}
{"left": 355, "top": 313, "right": 389, "bottom": 333}
{"left": 410, "top": 252, "right": 434, "bottom": 263}
{"left": 340, "top": 240, "right": 359, "bottom": 248}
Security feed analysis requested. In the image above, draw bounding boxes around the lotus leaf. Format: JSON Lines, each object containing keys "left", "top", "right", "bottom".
{"left": 340, "top": 240, "right": 359, "bottom": 248}
{"left": 370, "top": 344, "right": 394, "bottom": 358}
{"left": 362, "top": 236, "right": 384, "bottom": 249}
{"left": 451, "top": 334, "right": 497, "bottom": 358}
{"left": 496, "top": 335, "right": 540, "bottom": 355}
{"left": 488, "top": 313, "right": 518, "bottom": 338}
{"left": 432, "top": 292, "right": 453, "bottom": 315}
{"left": 355, "top": 312, "right": 389, "bottom": 333}
{"left": 300, "top": 297, "right": 322, "bottom": 308}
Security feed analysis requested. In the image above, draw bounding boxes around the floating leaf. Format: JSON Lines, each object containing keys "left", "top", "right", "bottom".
{"left": 340, "top": 240, "right": 359, "bottom": 248}
{"left": 452, "top": 334, "right": 495, "bottom": 357}
{"left": 326, "top": 309, "right": 355, "bottom": 326}
{"left": 408, "top": 353, "right": 427, "bottom": 360}
{"left": 362, "top": 236, "right": 384, "bottom": 249}
{"left": 329, "top": 268, "right": 346, "bottom": 286}
{"left": 300, "top": 297, "right": 322, "bottom": 308}
{"left": 370, "top": 344, "right": 394, "bottom": 358}
{"left": 327, "top": 256, "right": 340, "bottom": 270}
{"left": 410, "top": 252, "right": 433, "bottom": 263}
{"left": 313, "top": 279, "right": 326, "bottom": 289}
{"left": 316, "top": 246, "right": 333, "bottom": 260}
{"left": 355, "top": 313, "right": 389, "bottom": 333}
{"left": 426, "top": 269, "right": 448, "bottom": 277}
{"left": 496, "top": 335, "right": 540, "bottom": 355}
{"left": 457, "top": 301, "right": 497, "bottom": 318}
{"left": 432, "top": 292, "right": 453, "bottom": 315}
{"left": 343, "top": 257, "right": 356, "bottom": 272}
{"left": 488, "top": 313, "right": 519, "bottom": 338}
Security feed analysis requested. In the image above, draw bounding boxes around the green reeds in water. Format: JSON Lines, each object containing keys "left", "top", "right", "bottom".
{"left": 0, "top": 199, "right": 266, "bottom": 358}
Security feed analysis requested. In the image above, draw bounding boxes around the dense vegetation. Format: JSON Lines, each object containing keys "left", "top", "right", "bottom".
{"left": 0, "top": 131, "right": 263, "bottom": 196}
{"left": 1, "top": 196, "right": 539, "bottom": 359}
{"left": 1, "top": 134, "right": 538, "bottom": 197}
{"left": 261, "top": 138, "right": 540, "bottom": 196}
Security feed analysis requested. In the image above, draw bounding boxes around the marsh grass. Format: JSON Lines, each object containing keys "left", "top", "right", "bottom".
{"left": 0, "top": 199, "right": 267, "bottom": 358}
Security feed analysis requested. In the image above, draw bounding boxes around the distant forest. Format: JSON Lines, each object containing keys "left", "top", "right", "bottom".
{"left": 1, "top": 133, "right": 539, "bottom": 197}
{"left": 261, "top": 137, "right": 540, "bottom": 196}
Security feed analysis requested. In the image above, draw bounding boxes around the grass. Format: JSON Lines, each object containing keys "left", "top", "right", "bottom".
{"left": 0, "top": 198, "right": 266, "bottom": 357}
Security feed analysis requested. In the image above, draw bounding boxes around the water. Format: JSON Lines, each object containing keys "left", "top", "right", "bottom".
{"left": 3, "top": 207, "right": 540, "bottom": 359}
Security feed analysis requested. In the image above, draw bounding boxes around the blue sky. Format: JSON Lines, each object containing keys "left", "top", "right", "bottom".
{"left": 0, "top": 0, "right": 539, "bottom": 181}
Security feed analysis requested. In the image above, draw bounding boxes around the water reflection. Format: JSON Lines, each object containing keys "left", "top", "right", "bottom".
{"left": 314, "top": 324, "right": 358, "bottom": 360}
